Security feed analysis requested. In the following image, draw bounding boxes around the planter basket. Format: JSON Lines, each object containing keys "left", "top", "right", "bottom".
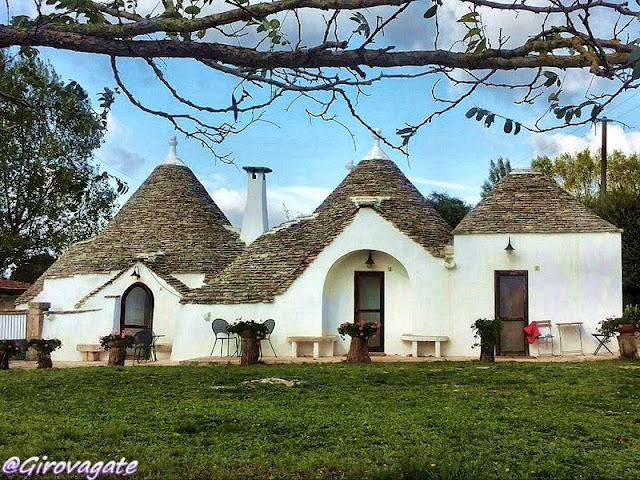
{"left": 107, "top": 340, "right": 128, "bottom": 366}
{"left": 239, "top": 331, "right": 260, "bottom": 365}
{"left": 346, "top": 335, "right": 371, "bottom": 363}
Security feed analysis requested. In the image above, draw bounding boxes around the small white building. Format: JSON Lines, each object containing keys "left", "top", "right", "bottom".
{"left": 16, "top": 134, "right": 623, "bottom": 361}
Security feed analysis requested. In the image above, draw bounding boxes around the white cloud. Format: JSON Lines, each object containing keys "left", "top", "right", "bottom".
{"left": 95, "top": 113, "right": 149, "bottom": 176}
{"left": 530, "top": 124, "right": 640, "bottom": 159}
{"left": 410, "top": 176, "right": 479, "bottom": 191}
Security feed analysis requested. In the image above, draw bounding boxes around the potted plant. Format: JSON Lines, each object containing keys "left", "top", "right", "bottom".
{"left": 227, "top": 319, "right": 267, "bottom": 365}
{"left": 599, "top": 305, "right": 640, "bottom": 359}
{"left": 100, "top": 330, "right": 135, "bottom": 366}
{"left": 0, "top": 340, "right": 23, "bottom": 370}
{"left": 26, "top": 338, "right": 62, "bottom": 369}
{"left": 338, "top": 320, "right": 381, "bottom": 363}
{"left": 471, "top": 318, "right": 503, "bottom": 363}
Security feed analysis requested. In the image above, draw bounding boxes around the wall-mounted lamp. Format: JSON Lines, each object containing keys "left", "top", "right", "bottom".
{"left": 365, "top": 250, "right": 376, "bottom": 269}
{"left": 130, "top": 266, "right": 141, "bottom": 281}
{"left": 505, "top": 237, "right": 515, "bottom": 253}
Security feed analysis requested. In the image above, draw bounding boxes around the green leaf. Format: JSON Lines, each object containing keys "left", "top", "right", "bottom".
{"left": 474, "top": 38, "right": 487, "bottom": 54}
{"left": 591, "top": 104, "right": 603, "bottom": 120}
{"left": 184, "top": 5, "right": 200, "bottom": 15}
{"left": 565, "top": 109, "right": 574, "bottom": 123}
{"left": 396, "top": 127, "right": 414, "bottom": 135}
{"left": 504, "top": 119, "right": 513, "bottom": 134}
{"left": 231, "top": 94, "right": 238, "bottom": 122}
{"left": 514, "top": 122, "right": 521, "bottom": 135}
{"left": 270, "top": 19, "right": 280, "bottom": 28}
{"left": 465, "top": 107, "right": 478, "bottom": 118}
{"left": 475, "top": 109, "right": 486, "bottom": 121}
{"left": 463, "top": 28, "right": 481, "bottom": 41}
{"left": 458, "top": 11, "right": 479, "bottom": 23}
{"left": 484, "top": 114, "right": 495, "bottom": 127}
{"left": 632, "top": 62, "right": 640, "bottom": 80}
{"left": 629, "top": 46, "right": 640, "bottom": 63}
{"left": 424, "top": 5, "right": 437, "bottom": 18}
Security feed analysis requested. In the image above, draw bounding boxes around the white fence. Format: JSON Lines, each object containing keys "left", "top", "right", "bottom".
{"left": 0, "top": 311, "right": 27, "bottom": 340}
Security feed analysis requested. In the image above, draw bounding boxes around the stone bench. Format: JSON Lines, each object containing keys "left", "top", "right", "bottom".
{"left": 76, "top": 344, "right": 103, "bottom": 361}
{"left": 287, "top": 336, "right": 337, "bottom": 358}
{"left": 76, "top": 343, "right": 172, "bottom": 361}
{"left": 400, "top": 334, "right": 449, "bottom": 358}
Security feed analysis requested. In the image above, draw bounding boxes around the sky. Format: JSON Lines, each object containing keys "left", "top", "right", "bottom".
{"left": 6, "top": 0, "right": 640, "bottom": 228}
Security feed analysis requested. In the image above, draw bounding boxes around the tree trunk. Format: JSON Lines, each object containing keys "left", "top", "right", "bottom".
{"left": 479, "top": 341, "right": 496, "bottom": 363}
{"left": 107, "top": 341, "right": 127, "bottom": 366}
{"left": 36, "top": 351, "right": 52, "bottom": 369}
{"left": 346, "top": 335, "right": 371, "bottom": 363}
{"left": 617, "top": 333, "right": 639, "bottom": 360}
{"left": 239, "top": 332, "right": 260, "bottom": 365}
{"left": 0, "top": 352, "right": 8, "bottom": 370}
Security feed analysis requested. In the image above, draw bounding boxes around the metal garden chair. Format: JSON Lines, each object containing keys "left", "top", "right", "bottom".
{"left": 210, "top": 318, "right": 237, "bottom": 357}
{"left": 260, "top": 318, "right": 277, "bottom": 358}
{"left": 133, "top": 330, "right": 154, "bottom": 363}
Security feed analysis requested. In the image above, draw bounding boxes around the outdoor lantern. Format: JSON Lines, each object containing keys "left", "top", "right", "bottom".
{"left": 365, "top": 250, "right": 375, "bottom": 269}
{"left": 505, "top": 237, "right": 515, "bottom": 253}
{"left": 130, "top": 266, "right": 141, "bottom": 281}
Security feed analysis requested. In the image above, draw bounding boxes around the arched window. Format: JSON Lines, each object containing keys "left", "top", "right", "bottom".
{"left": 120, "top": 283, "right": 154, "bottom": 331}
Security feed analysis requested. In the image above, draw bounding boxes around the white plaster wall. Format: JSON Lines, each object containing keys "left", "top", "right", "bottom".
{"left": 20, "top": 272, "right": 117, "bottom": 311}
{"left": 171, "top": 273, "right": 206, "bottom": 289}
{"left": 450, "top": 232, "right": 623, "bottom": 356}
{"left": 173, "top": 208, "right": 452, "bottom": 360}
{"left": 37, "top": 263, "right": 183, "bottom": 361}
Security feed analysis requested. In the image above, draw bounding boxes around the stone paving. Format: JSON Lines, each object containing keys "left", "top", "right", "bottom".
{"left": 4, "top": 352, "right": 619, "bottom": 369}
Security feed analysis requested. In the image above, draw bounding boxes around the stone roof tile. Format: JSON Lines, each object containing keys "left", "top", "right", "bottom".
{"left": 18, "top": 164, "right": 245, "bottom": 304}
{"left": 185, "top": 158, "right": 452, "bottom": 304}
{"left": 453, "top": 171, "right": 621, "bottom": 235}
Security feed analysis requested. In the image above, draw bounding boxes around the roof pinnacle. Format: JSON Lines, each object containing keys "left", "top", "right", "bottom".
{"left": 362, "top": 128, "right": 391, "bottom": 161}
{"left": 161, "top": 135, "right": 187, "bottom": 166}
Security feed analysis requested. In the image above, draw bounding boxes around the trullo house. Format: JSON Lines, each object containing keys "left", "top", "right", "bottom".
{"left": 15, "top": 133, "right": 623, "bottom": 361}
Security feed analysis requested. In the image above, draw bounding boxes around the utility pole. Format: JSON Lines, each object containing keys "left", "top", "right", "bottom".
{"left": 600, "top": 116, "right": 608, "bottom": 198}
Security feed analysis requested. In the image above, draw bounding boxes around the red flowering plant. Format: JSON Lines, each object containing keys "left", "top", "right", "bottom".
{"left": 338, "top": 320, "right": 382, "bottom": 339}
{"left": 27, "top": 338, "right": 62, "bottom": 353}
{"left": 227, "top": 319, "right": 267, "bottom": 340}
{"left": 0, "top": 340, "right": 23, "bottom": 357}
{"left": 99, "top": 330, "right": 136, "bottom": 350}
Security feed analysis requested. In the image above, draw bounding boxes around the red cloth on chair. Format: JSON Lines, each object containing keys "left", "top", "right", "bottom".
{"left": 523, "top": 321, "right": 541, "bottom": 344}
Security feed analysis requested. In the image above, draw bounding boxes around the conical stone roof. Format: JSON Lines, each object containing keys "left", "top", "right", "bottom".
{"left": 453, "top": 170, "right": 621, "bottom": 235}
{"left": 185, "top": 137, "right": 452, "bottom": 304}
{"left": 19, "top": 139, "right": 245, "bottom": 304}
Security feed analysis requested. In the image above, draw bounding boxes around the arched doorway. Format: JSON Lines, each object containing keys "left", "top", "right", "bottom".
{"left": 322, "top": 250, "right": 410, "bottom": 354}
{"left": 120, "top": 283, "right": 154, "bottom": 332}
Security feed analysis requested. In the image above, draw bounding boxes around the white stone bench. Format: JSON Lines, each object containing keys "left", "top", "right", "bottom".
{"left": 287, "top": 336, "right": 337, "bottom": 358}
{"left": 76, "top": 343, "right": 172, "bottom": 361}
{"left": 76, "top": 344, "right": 103, "bottom": 361}
{"left": 400, "top": 334, "right": 449, "bottom": 358}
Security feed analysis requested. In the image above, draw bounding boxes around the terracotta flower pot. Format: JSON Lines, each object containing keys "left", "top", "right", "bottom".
{"left": 617, "top": 324, "right": 637, "bottom": 334}
{"left": 239, "top": 331, "right": 260, "bottom": 365}
{"left": 107, "top": 340, "right": 127, "bottom": 366}
{"left": 346, "top": 335, "right": 371, "bottom": 363}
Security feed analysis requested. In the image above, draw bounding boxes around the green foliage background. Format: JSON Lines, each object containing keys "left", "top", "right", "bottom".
{"left": 0, "top": 48, "right": 118, "bottom": 278}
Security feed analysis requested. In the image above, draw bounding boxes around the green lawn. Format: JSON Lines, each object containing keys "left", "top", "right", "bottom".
{"left": 1, "top": 361, "right": 639, "bottom": 479}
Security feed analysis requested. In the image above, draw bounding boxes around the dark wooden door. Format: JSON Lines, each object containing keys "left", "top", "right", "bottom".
{"left": 495, "top": 271, "right": 528, "bottom": 355}
{"left": 354, "top": 271, "right": 384, "bottom": 352}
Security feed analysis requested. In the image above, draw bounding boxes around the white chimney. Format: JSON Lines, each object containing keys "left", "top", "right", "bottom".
{"left": 240, "top": 166, "right": 272, "bottom": 244}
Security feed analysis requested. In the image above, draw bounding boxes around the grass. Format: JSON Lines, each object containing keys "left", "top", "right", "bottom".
{"left": 0, "top": 361, "right": 639, "bottom": 479}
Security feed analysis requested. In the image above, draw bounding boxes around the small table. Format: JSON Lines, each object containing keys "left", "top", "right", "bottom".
{"left": 591, "top": 333, "right": 614, "bottom": 355}
{"left": 556, "top": 322, "right": 584, "bottom": 355}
